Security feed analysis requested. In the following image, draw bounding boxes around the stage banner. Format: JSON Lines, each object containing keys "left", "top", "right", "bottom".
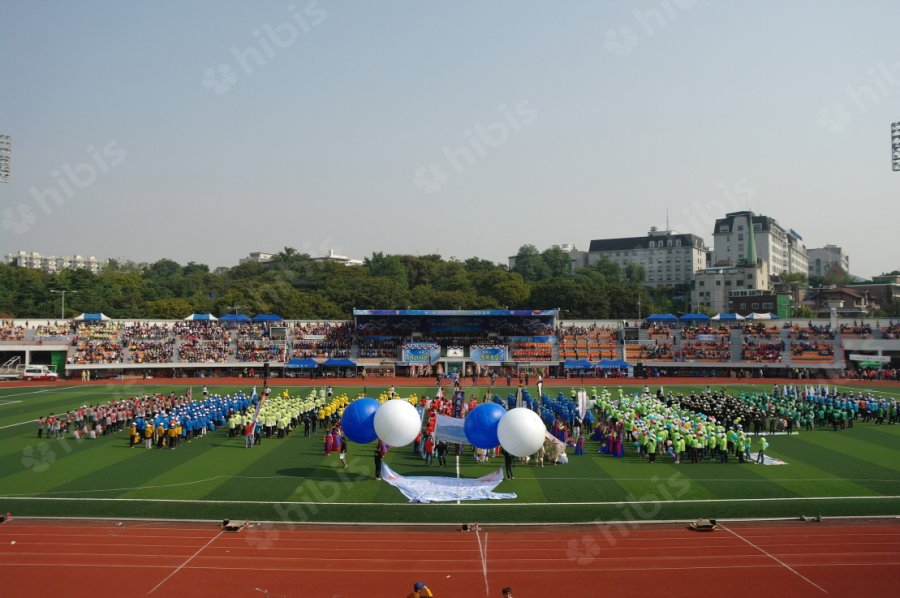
{"left": 402, "top": 343, "right": 440, "bottom": 363}
{"left": 380, "top": 463, "right": 517, "bottom": 503}
{"left": 470, "top": 345, "right": 508, "bottom": 363}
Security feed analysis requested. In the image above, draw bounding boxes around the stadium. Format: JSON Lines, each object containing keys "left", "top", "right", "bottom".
{"left": 3, "top": 3, "right": 899, "bottom": 595}
{"left": 1, "top": 310, "right": 899, "bottom": 596}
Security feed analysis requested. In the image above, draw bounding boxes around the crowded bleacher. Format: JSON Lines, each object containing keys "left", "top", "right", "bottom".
{"left": 3, "top": 311, "right": 896, "bottom": 377}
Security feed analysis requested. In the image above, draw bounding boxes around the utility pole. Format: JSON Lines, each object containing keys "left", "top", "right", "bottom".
{"left": 50, "top": 289, "right": 76, "bottom": 319}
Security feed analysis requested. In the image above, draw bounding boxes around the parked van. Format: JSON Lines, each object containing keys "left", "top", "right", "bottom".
{"left": 20, "top": 365, "right": 59, "bottom": 381}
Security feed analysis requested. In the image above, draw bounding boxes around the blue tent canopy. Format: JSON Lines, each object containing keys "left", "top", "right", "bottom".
{"left": 598, "top": 359, "right": 631, "bottom": 369}
{"left": 679, "top": 313, "right": 710, "bottom": 321}
{"left": 251, "top": 313, "right": 284, "bottom": 322}
{"left": 285, "top": 358, "right": 319, "bottom": 369}
{"left": 219, "top": 314, "right": 250, "bottom": 322}
{"left": 645, "top": 313, "right": 677, "bottom": 322}
{"left": 321, "top": 358, "right": 356, "bottom": 367}
{"left": 74, "top": 312, "right": 110, "bottom": 321}
{"left": 563, "top": 360, "right": 595, "bottom": 369}
{"left": 184, "top": 313, "right": 217, "bottom": 321}
{"left": 712, "top": 313, "right": 744, "bottom": 321}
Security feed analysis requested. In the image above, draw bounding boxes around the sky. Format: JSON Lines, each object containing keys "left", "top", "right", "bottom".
{"left": 1, "top": 0, "right": 898, "bottom": 277}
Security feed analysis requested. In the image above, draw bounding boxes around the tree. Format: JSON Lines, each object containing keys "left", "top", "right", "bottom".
{"left": 624, "top": 263, "right": 646, "bottom": 285}
{"left": 365, "top": 252, "right": 408, "bottom": 288}
{"left": 511, "top": 245, "right": 550, "bottom": 282}
{"left": 146, "top": 298, "right": 193, "bottom": 319}
{"left": 541, "top": 247, "right": 572, "bottom": 278}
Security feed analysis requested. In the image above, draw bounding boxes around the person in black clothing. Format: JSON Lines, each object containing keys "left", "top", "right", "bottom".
{"left": 436, "top": 440, "right": 448, "bottom": 467}
{"left": 374, "top": 441, "right": 385, "bottom": 480}
{"left": 501, "top": 447, "right": 514, "bottom": 480}
{"left": 303, "top": 415, "right": 311, "bottom": 437}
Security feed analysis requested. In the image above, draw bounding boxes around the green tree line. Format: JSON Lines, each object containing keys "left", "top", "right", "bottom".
{"left": 0, "top": 245, "right": 690, "bottom": 320}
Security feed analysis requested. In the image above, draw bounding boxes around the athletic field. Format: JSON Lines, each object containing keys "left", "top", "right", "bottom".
{"left": 1, "top": 382, "right": 898, "bottom": 524}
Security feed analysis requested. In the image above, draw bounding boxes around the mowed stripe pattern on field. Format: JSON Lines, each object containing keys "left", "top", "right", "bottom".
{"left": 0, "top": 384, "right": 898, "bottom": 523}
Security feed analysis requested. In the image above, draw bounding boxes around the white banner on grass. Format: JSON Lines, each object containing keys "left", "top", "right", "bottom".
{"left": 381, "top": 463, "right": 517, "bottom": 503}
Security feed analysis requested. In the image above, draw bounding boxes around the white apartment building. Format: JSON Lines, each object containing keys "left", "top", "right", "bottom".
{"left": 239, "top": 251, "right": 275, "bottom": 265}
{"left": 807, "top": 245, "right": 850, "bottom": 278}
{"left": 711, "top": 211, "right": 807, "bottom": 276}
{"left": 6, "top": 251, "right": 106, "bottom": 274}
{"left": 587, "top": 228, "right": 708, "bottom": 287}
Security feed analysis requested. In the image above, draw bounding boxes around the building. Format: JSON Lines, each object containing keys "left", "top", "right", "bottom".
{"left": 711, "top": 211, "right": 807, "bottom": 276}
{"left": 786, "top": 229, "right": 808, "bottom": 277}
{"left": 729, "top": 291, "right": 793, "bottom": 319}
{"left": 311, "top": 249, "right": 363, "bottom": 267}
{"left": 846, "top": 274, "right": 900, "bottom": 311}
{"left": 807, "top": 245, "right": 849, "bottom": 279}
{"left": 5, "top": 251, "right": 106, "bottom": 274}
{"left": 693, "top": 212, "right": 770, "bottom": 312}
{"left": 586, "top": 228, "right": 708, "bottom": 287}
{"left": 804, "top": 286, "right": 877, "bottom": 318}
{"left": 692, "top": 262, "right": 770, "bottom": 313}
{"left": 239, "top": 251, "right": 275, "bottom": 265}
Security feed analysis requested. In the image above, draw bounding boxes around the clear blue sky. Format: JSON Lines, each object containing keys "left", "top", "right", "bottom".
{"left": 1, "top": 0, "right": 898, "bottom": 277}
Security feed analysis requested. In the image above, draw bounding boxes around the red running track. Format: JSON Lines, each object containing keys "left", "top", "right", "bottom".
{"left": 1, "top": 518, "right": 899, "bottom": 598}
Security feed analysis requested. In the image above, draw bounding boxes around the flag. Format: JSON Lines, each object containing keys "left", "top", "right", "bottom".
{"left": 250, "top": 393, "right": 267, "bottom": 427}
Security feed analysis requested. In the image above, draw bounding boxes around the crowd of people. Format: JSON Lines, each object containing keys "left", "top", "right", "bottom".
{"left": 741, "top": 338, "right": 784, "bottom": 362}
{"left": 790, "top": 340, "right": 834, "bottom": 357}
{"left": 674, "top": 340, "right": 732, "bottom": 361}
{"left": 0, "top": 320, "right": 26, "bottom": 341}
{"left": 787, "top": 324, "right": 835, "bottom": 340}
{"left": 127, "top": 340, "right": 175, "bottom": 363}
{"left": 680, "top": 325, "right": 730, "bottom": 340}
{"left": 236, "top": 341, "right": 283, "bottom": 362}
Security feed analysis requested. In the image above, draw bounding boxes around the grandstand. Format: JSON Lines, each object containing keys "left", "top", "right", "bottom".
{"left": 1, "top": 313, "right": 898, "bottom": 379}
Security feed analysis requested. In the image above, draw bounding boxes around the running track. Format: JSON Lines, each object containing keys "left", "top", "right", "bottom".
{"left": 1, "top": 518, "right": 899, "bottom": 597}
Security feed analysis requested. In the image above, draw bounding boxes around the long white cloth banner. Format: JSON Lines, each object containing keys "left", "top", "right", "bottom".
{"left": 381, "top": 463, "right": 517, "bottom": 503}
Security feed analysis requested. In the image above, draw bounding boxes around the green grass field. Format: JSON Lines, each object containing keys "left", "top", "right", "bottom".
{"left": 1, "top": 382, "right": 899, "bottom": 524}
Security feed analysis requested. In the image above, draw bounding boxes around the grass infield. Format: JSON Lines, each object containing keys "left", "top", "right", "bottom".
{"left": 1, "top": 383, "right": 898, "bottom": 524}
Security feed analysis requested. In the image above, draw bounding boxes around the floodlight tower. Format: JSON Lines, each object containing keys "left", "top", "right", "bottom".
{"left": 892, "top": 122, "right": 900, "bottom": 172}
{"left": 0, "top": 135, "right": 10, "bottom": 183}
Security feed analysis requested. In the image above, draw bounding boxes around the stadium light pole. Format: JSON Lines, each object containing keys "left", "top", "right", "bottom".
{"left": 0, "top": 134, "right": 10, "bottom": 183}
{"left": 892, "top": 121, "right": 899, "bottom": 171}
{"left": 50, "top": 289, "right": 76, "bottom": 319}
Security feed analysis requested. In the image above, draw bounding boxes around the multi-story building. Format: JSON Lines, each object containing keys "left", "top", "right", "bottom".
{"left": 311, "top": 249, "right": 363, "bottom": 267}
{"left": 586, "top": 228, "right": 708, "bottom": 287}
{"left": 239, "top": 251, "right": 275, "bottom": 265}
{"left": 807, "top": 245, "right": 849, "bottom": 278}
{"left": 711, "top": 211, "right": 807, "bottom": 276}
{"left": 5, "top": 251, "right": 106, "bottom": 274}
{"left": 786, "top": 229, "right": 808, "bottom": 277}
{"left": 694, "top": 212, "right": 770, "bottom": 312}
{"left": 692, "top": 262, "right": 770, "bottom": 313}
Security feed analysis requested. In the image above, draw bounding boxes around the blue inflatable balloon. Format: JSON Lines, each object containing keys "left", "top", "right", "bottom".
{"left": 464, "top": 403, "right": 506, "bottom": 449}
{"left": 341, "top": 398, "right": 380, "bottom": 444}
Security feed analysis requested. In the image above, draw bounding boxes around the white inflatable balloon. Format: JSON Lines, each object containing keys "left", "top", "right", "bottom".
{"left": 373, "top": 399, "right": 421, "bottom": 447}
{"left": 497, "top": 408, "right": 546, "bottom": 457}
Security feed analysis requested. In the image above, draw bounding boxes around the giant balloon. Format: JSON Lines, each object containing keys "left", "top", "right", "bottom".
{"left": 373, "top": 399, "right": 421, "bottom": 447}
{"left": 497, "top": 408, "right": 546, "bottom": 457}
{"left": 341, "top": 398, "right": 380, "bottom": 444}
{"left": 464, "top": 403, "right": 505, "bottom": 449}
